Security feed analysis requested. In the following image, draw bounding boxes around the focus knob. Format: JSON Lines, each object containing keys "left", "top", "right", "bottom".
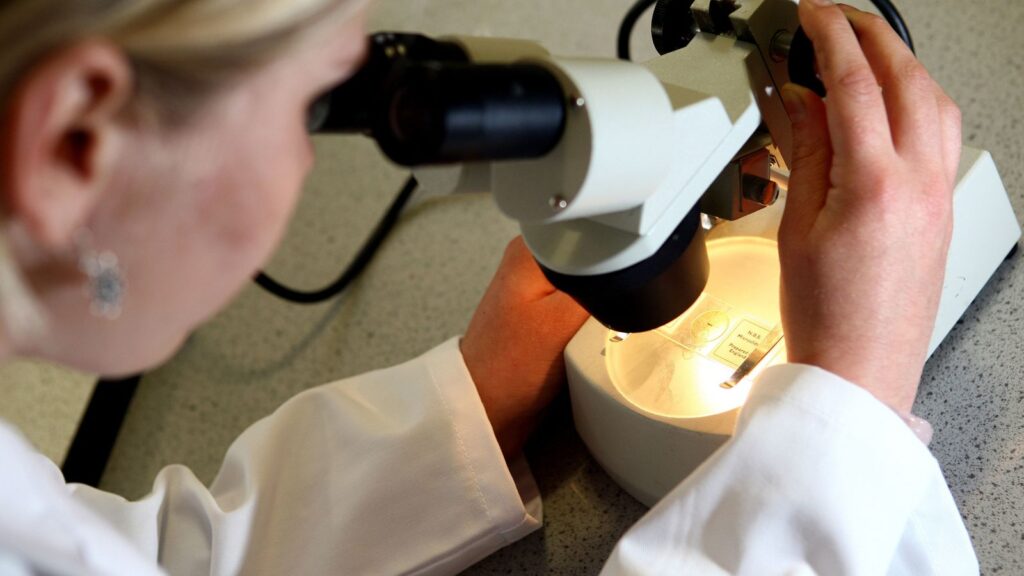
{"left": 788, "top": 8, "right": 915, "bottom": 98}
{"left": 651, "top": 0, "right": 698, "bottom": 55}
{"left": 787, "top": 27, "right": 826, "bottom": 97}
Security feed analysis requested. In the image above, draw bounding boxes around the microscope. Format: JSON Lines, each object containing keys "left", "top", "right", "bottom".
{"left": 311, "top": 0, "right": 1021, "bottom": 505}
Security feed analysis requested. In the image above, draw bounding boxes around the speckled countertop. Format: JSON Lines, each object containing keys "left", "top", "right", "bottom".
{"left": 9, "top": 0, "right": 1023, "bottom": 573}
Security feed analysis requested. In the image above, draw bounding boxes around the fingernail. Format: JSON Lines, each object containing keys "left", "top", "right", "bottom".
{"left": 806, "top": 0, "right": 834, "bottom": 6}
{"left": 781, "top": 84, "right": 806, "bottom": 121}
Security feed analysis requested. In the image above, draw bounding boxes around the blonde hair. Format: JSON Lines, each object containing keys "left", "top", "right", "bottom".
{"left": 0, "top": 0, "right": 363, "bottom": 345}
{"left": 0, "top": 0, "right": 364, "bottom": 119}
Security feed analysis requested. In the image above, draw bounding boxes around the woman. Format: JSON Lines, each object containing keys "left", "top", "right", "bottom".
{"left": 0, "top": 0, "right": 977, "bottom": 573}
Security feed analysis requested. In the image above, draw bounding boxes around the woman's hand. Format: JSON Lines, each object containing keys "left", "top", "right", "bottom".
{"left": 778, "top": 1, "right": 962, "bottom": 413}
{"left": 461, "top": 237, "right": 589, "bottom": 459}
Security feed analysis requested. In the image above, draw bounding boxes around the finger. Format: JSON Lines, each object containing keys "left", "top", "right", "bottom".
{"left": 798, "top": 0, "right": 892, "bottom": 165}
{"left": 936, "top": 92, "right": 963, "bottom": 189}
{"left": 779, "top": 83, "right": 833, "bottom": 237}
{"left": 839, "top": 7, "right": 942, "bottom": 162}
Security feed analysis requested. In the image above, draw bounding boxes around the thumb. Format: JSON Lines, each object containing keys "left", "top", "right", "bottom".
{"left": 780, "top": 83, "right": 832, "bottom": 236}
{"left": 537, "top": 290, "right": 589, "bottom": 342}
{"left": 496, "top": 236, "right": 560, "bottom": 301}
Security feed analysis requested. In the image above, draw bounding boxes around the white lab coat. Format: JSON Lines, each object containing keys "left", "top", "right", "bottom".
{"left": 0, "top": 337, "right": 978, "bottom": 575}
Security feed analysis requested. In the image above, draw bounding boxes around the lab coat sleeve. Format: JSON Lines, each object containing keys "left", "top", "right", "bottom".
{"left": 66, "top": 337, "right": 541, "bottom": 576}
{"left": 601, "top": 363, "right": 979, "bottom": 576}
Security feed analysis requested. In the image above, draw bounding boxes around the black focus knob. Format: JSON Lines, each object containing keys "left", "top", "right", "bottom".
{"left": 787, "top": 27, "right": 826, "bottom": 97}
{"left": 651, "top": 0, "right": 699, "bottom": 55}
{"left": 788, "top": 8, "right": 915, "bottom": 99}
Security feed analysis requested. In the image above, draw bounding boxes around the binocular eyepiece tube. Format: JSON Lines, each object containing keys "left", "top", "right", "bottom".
{"left": 376, "top": 63, "right": 568, "bottom": 166}
{"left": 310, "top": 33, "right": 568, "bottom": 166}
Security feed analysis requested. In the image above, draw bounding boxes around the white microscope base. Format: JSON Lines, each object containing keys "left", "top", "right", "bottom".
{"left": 930, "top": 148, "right": 1021, "bottom": 354}
{"left": 565, "top": 146, "right": 1021, "bottom": 507}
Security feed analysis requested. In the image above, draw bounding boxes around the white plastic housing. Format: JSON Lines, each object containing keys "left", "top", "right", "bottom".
{"left": 930, "top": 148, "right": 1021, "bottom": 354}
{"left": 567, "top": 318, "right": 732, "bottom": 505}
{"left": 493, "top": 58, "right": 677, "bottom": 224}
{"left": 516, "top": 34, "right": 765, "bottom": 276}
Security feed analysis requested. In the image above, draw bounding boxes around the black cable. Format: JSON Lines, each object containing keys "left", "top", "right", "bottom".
{"left": 617, "top": 0, "right": 914, "bottom": 62}
{"left": 868, "top": 0, "right": 914, "bottom": 53}
{"left": 253, "top": 176, "right": 418, "bottom": 303}
{"left": 62, "top": 375, "right": 141, "bottom": 486}
{"left": 618, "top": 0, "right": 659, "bottom": 60}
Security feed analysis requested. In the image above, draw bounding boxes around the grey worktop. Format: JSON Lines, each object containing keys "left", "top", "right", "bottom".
{"left": 9, "top": 0, "right": 1023, "bottom": 573}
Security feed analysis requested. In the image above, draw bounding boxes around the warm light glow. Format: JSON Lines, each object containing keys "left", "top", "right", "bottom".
{"left": 607, "top": 237, "right": 786, "bottom": 419}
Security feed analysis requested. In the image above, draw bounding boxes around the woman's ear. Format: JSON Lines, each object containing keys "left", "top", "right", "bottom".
{"left": 0, "top": 40, "right": 133, "bottom": 251}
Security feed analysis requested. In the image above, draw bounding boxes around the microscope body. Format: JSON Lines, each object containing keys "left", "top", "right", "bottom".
{"left": 416, "top": 7, "right": 786, "bottom": 331}
{"left": 326, "top": 0, "right": 1021, "bottom": 505}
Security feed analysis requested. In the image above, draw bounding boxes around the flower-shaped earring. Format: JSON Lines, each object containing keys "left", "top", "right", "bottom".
{"left": 76, "top": 232, "right": 125, "bottom": 319}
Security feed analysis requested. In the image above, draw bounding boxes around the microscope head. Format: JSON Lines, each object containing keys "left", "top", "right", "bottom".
{"left": 311, "top": 0, "right": 807, "bottom": 333}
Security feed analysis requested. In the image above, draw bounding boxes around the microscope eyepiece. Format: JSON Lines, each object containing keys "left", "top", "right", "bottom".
{"left": 309, "top": 33, "right": 471, "bottom": 134}
{"left": 310, "top": 32, "right": 568, "bottom": 166}
{"left": 374, "top": 63, "right": 568, "bottom": 166}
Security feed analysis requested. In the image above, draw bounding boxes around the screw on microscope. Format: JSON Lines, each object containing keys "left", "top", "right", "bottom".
{"left": 549, "top": 195, "right": 569, "bottom": 211}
